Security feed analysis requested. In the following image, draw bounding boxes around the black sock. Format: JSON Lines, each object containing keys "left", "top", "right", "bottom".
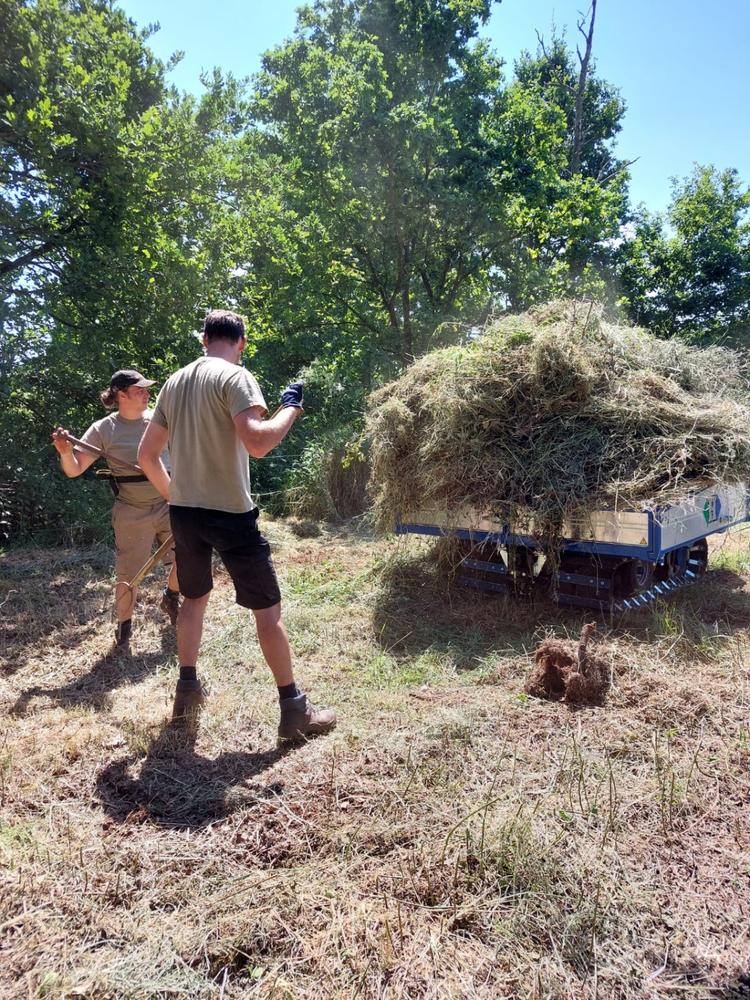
{"left": 278, "top": 682, "right": 300, "bottom": 702}
{"left": 115, "top": 619, "right": 132, "bottom": 644}
{"left": 164, "top": 586, "right": 179, "bottom": 598}
{"left": 180, "top": 665, "right": 197, "bottom": 682}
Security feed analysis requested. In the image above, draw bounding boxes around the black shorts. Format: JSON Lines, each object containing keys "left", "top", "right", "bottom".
{"left": 169, "top": 506, "right": 281, "bottom": 610}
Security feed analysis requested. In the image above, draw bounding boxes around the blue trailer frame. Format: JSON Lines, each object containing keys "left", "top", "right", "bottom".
{"left": 396, "top": 485, "right": 750, "bottom": 612}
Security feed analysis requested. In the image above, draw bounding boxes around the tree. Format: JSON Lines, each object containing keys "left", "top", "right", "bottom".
{"left": 0, "top": 1, "right": 251, "bottom": 381}
{"left": 249, "top": 0, "right": 513, "bottom": 368}
{"left": 0, "top": 0, "right": 249, "bottom": 538}
{"left": 244, "top": 0, "right": 630, "bottom": 381}
{"left": 617, "top": 165, "right": 750, "bottom": 345}
{"left": 1, "top": 0, "right": 164, "bottom": 356}
{"left": 496, "top": 22, "right": 628, "bottom": 309}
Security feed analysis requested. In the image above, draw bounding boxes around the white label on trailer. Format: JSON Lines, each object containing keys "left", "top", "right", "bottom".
{"left": 657, "top": 484, "right": 747, "bottom": 550}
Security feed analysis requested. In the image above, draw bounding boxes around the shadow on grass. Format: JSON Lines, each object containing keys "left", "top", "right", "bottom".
{"left": 716, "top": 973, "right": 750, "bottom": 999}
{"left": 9, "top": 629, "right": 176, "bottom": 715}
{"left": 688, "top": 569, "right": 750, "bottom": 627}
{"left": 372, "top": 548, "right": 750, "bottom": 669}
{"left": 657, "top": 964, "right": 750, "bottom": 999}
{"left": 95, "top": 721, "right": 294, "bottom": 829}
{"left": 371, "top": 549, "right": 568, "bottom": 668}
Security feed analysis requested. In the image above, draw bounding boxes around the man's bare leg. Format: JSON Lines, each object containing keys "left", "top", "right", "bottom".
{"left": 253, "top": 603, "right": 337, "bottom": 741}
{"left": 177, "top": 593, "right": 211, "bottom": 666}
{"left": 253, "top": 603, "right": 295, "bottom": 687}
{"left": 171, "top": 592, "right": 211, "bottom": 725}
{"left": 167, "top": 562, "right": 179, "bottom": 592}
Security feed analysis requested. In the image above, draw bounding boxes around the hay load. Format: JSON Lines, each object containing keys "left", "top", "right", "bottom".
{"left": 367, "top": 302, "right": 750, "bottom": 540}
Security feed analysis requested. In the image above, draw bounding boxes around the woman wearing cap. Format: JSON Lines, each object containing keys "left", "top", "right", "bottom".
{"left": 51, "top": 370, "right": 180, "bottom": 648}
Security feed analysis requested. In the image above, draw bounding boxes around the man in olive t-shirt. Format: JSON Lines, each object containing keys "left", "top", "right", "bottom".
{"left": 138, "top": 309, "right": 336, "bottom": 742}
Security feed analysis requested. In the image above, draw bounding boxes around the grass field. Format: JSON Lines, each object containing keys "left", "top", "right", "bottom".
{"left": 1, "top": 520, "right": 749, "bottom": 999}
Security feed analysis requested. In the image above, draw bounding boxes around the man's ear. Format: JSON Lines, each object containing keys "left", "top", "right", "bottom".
{"left": 202, "top": 332, "right": 209, "bottom": 349}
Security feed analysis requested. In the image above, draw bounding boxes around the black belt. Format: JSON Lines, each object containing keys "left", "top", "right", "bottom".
{"left": 95, "top": 469, "right": 149, "bottom": 496}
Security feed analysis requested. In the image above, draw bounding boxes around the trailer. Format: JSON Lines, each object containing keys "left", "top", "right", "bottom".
{"left": 396, "top": 484, "right": 750, "bottom": 612}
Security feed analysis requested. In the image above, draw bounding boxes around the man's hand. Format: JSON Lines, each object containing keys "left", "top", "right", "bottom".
{"left": 280, "top": 381, "right": 304, "bottom": 410}
{"left": 51, "top": 427, "right": 74, "bottom": 456}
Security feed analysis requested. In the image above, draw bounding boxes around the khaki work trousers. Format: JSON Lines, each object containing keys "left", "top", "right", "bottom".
{"left": 112, "top": 499, "right": 173, "bottom": 584}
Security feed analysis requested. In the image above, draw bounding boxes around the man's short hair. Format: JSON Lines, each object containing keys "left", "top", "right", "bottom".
{"left": 203, "top": 310, "right": 245, "bottom": 343}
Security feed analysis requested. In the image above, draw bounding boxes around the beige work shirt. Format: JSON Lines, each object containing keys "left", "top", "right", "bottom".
{"left": 151, "top": 356, "right": 267, "bottom": 513}
{"left": 80, "top": 411, "right": 167, "bottom": 508}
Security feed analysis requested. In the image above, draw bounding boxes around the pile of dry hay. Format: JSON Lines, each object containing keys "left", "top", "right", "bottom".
{"left": 367, "top": 301, "right": 750, "bottom": 538}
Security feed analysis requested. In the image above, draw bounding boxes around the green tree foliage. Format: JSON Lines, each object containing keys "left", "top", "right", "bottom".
{"left": 245, "top": 0, "right": 628, "bottom": 384}
{"left": 617, "top": 166, "right": 750, "bottom": 345}
{"left": 249, "top": 0, "right": 505, "bottom": 371}
{"left": 0, "top": 0, "right": 246, "bottom": 539}
{"left": 498, "top": 37, "right": 627, "bottom": 308}
{"left": 0, "top": 1, "right": 249, "bottom": 379}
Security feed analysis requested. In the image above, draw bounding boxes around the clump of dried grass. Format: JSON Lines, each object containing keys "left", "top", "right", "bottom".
{"left": 367, "top": 301, "right": 750, "bottom": 536}
{"left": 525, "top": 622, "right": 611, "bottom": 706}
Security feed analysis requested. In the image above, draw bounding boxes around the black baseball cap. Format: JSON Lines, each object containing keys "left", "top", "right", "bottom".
{"left": 110, "top": 369, "right": 156, "bottom": 390}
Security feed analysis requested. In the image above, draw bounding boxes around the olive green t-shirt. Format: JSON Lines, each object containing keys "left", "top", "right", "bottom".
{"left": 79, "top": 411, "right": 167, "bottom": 508}
{"left": 151, "top": 357, "right": 267, "bottom": 513}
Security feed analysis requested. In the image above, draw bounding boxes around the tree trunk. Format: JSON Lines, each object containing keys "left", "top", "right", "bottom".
{"left": 570, "top": 0, "right": 597, "bottom": 176}
{"left": 401, "top": 277, "right": 413, "bottom": 364}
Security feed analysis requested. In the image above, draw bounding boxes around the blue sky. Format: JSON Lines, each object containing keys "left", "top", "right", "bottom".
{"left": 119, "top": 0, "right": 750, "bottom": 213}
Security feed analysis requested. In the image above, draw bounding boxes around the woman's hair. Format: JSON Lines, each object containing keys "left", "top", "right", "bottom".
{"left": 100, "top": 386, "right": 120, "bottom": 410}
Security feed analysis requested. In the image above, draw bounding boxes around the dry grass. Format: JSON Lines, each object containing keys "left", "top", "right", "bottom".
{"left": 366, "top": 301, "right": 750, "bottom": 536}
{"left": 1, "top": 522, "right": 749, "bottom": 999}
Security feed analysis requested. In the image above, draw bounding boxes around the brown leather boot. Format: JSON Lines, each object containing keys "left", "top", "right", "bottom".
{"left": 278, "top": 693, "right": 337, "bottom": 742}
{"left": 114, "top": 619, "right": 132, "bottom": 649}
{"left": 160, "top": 588, "right": 181, "bottom": 627}
{"left": 171, "top": 678, "right": 206, "bottom": 726}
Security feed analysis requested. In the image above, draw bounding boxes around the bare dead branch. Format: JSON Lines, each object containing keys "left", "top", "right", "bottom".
{"left": 570, "top": 0, "right": 597, "bottom": 176}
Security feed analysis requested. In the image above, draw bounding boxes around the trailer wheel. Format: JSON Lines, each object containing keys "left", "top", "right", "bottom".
{"left": 688, "top": 538, "right": 708, "bottom": 575}
{"left": 656, "top": 540, "right": 708, "bottom": 583}
{"left": 615, "top": 558, "right": 654, "bottom": 598}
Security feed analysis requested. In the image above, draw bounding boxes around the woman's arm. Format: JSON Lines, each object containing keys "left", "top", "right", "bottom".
{"left": 51, "top": 427, "right": 98, "bottom": 478}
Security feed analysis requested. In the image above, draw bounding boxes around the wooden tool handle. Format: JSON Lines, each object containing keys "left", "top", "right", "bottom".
{"left": 126, "top": 534, "right": 174, "bottom": 590}
{"left": 60, "top": 431, "right": 142, "bottom": 474}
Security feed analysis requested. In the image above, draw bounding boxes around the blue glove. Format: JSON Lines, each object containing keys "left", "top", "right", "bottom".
{"left": 281, "top": 381, "right": 304, "bottom": 410}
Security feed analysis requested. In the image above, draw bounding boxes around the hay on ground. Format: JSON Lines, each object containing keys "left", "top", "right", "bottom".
{"left": 525, "top": 622, "right": 610, "bottom": 706}
{"left": 367, "top": 301, "right": 750, "bottom": 540}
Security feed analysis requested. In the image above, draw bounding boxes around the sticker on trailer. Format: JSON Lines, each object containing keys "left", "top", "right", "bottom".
{"left": 703, "top": 495, "right": 722, "bottom": 524}
{"left": 658, "top": 485, "right": 747, "bottom": 551}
